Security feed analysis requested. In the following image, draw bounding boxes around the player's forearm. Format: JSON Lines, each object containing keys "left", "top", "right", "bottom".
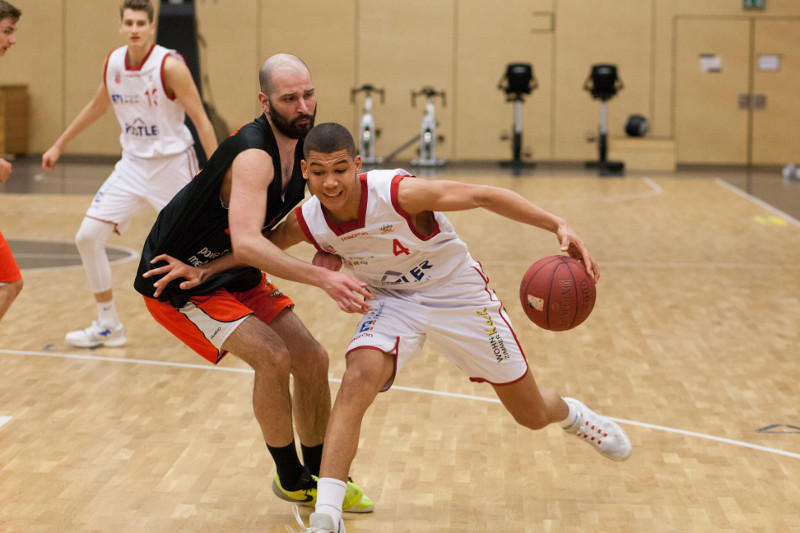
{"left": 264, "top": 221, "right": 305, "bottom": 251}
{"left": 232, "top": 234, "right": 328, "bottom": 287}
{"left": 196, "top": 122, "right": 218, "bottom": 160}
{"left": 52, "top": 101, "right": 108, "bottom": 149}
{"left": 483, "top": 188, "right": 564, "bottom": 234}
{"left": 200, "top": 251, "right": 246, "bottom": 276}
{"left": 185, "top": 104, "right": 218, "bottom": 159}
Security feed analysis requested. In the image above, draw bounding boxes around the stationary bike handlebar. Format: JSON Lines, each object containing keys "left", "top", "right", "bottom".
{"left": 351, "top": 84, "right": 385, "bottom": 104}
{"left": 411, "top": 86, "right": 446, "bottom": 107}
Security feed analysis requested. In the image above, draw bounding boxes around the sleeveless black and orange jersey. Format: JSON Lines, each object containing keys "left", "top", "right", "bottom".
{"left": 133, "top": 114, "right": 306, "bottom": 307}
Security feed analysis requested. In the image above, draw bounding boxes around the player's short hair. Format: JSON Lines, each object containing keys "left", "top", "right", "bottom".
{"left": 0, "top": 1, "right": 21, "bottom": 23}
{"left": 120, "top": 0, "right": 153, "bottom": 23}
{"left": 303, "top": 123, "right": 358, "bottom": 159}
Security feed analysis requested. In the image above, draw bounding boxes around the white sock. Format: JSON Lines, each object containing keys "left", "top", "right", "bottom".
{"left": 316, "top": 477, "right": 347, "bottom": 526}
{"left": 97, "top": 299, "right": 120, "bottom": 327}
{"left": 559, "top": 398, "right": 578, "bottom": 430}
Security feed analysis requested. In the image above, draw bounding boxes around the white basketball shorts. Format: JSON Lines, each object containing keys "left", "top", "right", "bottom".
{"left": 347, "top": 260, "right": 530, "bottom": 390}
{"left": 85, "top": 147, "right": 199, "bottom": 234}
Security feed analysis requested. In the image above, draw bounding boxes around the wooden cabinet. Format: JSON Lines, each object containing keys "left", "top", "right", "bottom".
{"left": 0, "top": 85, "right": 28, "bottom": 155}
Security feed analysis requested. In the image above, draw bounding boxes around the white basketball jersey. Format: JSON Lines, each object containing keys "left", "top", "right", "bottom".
{"left": 297, "top": 169, "right": 471, "bottom": 290}
{"left": 104, "top": 44, "right": 194, "bottom": 158}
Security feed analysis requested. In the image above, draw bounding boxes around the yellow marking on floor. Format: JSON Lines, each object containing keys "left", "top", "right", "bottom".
{"left": 754, "top": 215, "right": 788, "bottom": 226}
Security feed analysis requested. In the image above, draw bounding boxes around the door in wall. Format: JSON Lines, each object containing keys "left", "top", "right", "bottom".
{"left": 674, "top": 18, "right": 750, "bottom": 165}
{"left": 675, "top": 17, "right": 800, "bottom": 166}
{"left": 751, "top": 19, "right": 800, "bottom": 165}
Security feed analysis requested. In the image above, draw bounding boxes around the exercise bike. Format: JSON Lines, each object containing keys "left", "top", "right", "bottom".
{"left": 351, "top": 84, "right": 385, "bottom": 165}
{"left": 584, "top": 64, "right": 625, "bottom": 177}
{"left": 410, "top": 86, "right": 447, "bottom": 167}
{"left": 498, "top": 63, "right": 537, "bottom": 169}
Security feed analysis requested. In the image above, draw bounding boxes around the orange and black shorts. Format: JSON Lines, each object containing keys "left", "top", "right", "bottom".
{"left": 0, "top": 231, "right": 21, "bottom": 284}
{"left": 144, "top": 273, "right": 293, "bottom": 364}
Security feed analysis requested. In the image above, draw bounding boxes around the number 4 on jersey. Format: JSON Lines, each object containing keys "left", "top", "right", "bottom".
{"left": 392, "top": 239, "right": 410, "bottom": 256}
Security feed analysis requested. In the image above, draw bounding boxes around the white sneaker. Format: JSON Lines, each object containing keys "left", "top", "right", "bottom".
{"left": 65, "top": 321, "right": 126, "bottom": 348}
{"left": 285, "top": 505, "right": 345, "bottom": 533}
{"left": 563, "top": 397, "right": 632, "bottom": 461}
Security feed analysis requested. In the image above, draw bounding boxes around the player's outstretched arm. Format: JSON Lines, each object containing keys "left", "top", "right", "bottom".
{"left": 264, "top": 210, "right": 307, "bottom": 250}
{"left": 266, "top": 213, "right": 344, "bottom": 271}
{"left": 228, "top": 150, "right": 372, "bottom": 313}
{"left": 144, "top": 210, "right": 356, "bottom": 304}
{"left": 163, "top": 55, "right": 218, "bottom": 159}
{"left": 42, "top": 82, "right": 110, "bottom": 170}
{"left": 398, "top": 178, "right": 599, "bottom": 281}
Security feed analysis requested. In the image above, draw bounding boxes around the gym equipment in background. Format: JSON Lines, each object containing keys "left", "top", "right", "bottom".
{"left": 351, "top": 85, "right": 385, "bottom": 165}
{"left": 584, "top": 64, "right": 625, "bottom": 176}
{"left": 625, "top": 114, "right": 649, "bottom": 137}
{"left": 498, "top": 63, "right": 537, "bottom": 169}
{"left": 783, "top": 163, "right": 800, "bottom": 185}
{"left": 410, "top": 87, "right": 447, "bottom": 167}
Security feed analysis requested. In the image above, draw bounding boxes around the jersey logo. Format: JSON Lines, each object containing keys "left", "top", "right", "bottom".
{"left": 110, "top": 93, "right": 141, "bottom": 105}
{"left": 188, "top": 246, "right": 230, "bottom": 267}
{"left": 477, "top": 308, "right": 510, "bottom": 362}
{"left": 124, "top": 117, "right": 159, "bottom": 137}
{"left": 379, "top": 260, "right": 433, "bottom": 284}
{"left": 358, "top": 302, "right": 385, "bottom": 331}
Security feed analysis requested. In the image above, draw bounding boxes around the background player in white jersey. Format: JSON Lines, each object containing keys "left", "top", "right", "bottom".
{"left": 148, "top": 123, "right": 633, "bottom": 533}
{"left": 41, "top": 0, "right": 217, "bottom": 348}
{"left": 0, "top": 0, "right": 22, "bottom": 323}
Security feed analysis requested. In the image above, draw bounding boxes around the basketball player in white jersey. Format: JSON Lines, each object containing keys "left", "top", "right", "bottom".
{"left": 146, "top": 123, "right": 633, "bottom": 533}
{"left": 41, "top": 0, "right": 217, "bottom": 348}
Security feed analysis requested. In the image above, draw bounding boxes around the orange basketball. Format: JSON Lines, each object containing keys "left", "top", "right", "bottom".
{"left": 519, "top": 255, "right": 596, "bottom": 331}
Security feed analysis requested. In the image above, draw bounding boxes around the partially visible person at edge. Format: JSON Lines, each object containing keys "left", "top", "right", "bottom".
{"left": 41, "top": 0, "right": 217, "bottom": 348}
{"left": 133, "top": 55, "right": 375, "bottom": 515}
{"left": 0, "top": 0, "right": 23, "bottom": 323}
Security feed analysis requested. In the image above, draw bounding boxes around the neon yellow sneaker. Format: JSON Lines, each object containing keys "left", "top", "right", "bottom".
{"left": 271, "top": 470, "right": 374, "bottom": 513}
{"left": 272, "top": 469, "right": 316, "bottom": 506}
{"left": 344, "top": 477, "right": 374, "bottom": 513}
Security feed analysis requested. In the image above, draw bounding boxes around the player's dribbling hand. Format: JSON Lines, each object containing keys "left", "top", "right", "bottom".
{"left": 559, "top": 237, "right": 600, "bottom": 282}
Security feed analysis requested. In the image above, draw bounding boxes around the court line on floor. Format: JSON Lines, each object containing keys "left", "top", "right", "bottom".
{"left": 2, "top": 347, "right": 797, "bottom": 461}
{"left": 0, "top": 416, "right": 12, "bottom": 429}
{"left": 9, "top": 240, "right": 140, "bottom": 272}
{"left": 715, "top": 178, "right": 800, "bottom": 228}
{"left": 549, "top": 176, "right": 663, "bottom": 205}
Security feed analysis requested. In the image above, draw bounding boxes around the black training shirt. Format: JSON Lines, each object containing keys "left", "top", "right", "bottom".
{"left": 133, "top": 114, "right": 306, "bottom": 307}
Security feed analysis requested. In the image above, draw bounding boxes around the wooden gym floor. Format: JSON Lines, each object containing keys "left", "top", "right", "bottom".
{"left": 1, "top": 156, "right": 798, "bottom": 532}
